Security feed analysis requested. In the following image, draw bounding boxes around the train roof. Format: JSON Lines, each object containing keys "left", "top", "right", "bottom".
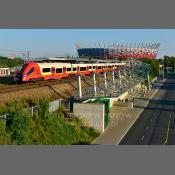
{"left": 33, "top": 57, "right": 123, "bottom": 64}
{"left": 36, "top": 62, "right": 126, "bottom": 67}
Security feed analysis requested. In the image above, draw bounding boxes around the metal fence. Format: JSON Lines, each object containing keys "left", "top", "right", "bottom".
{"left": 0, "top": 99, "right": 71, "bottom": 120}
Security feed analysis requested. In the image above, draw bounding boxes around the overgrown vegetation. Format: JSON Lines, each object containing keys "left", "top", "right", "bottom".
{"left": 142, "top": 56, "right": 175, "bottom": 80}
{"left": 159, "top": 56, "right": 175, "bottom": 71}
{"left": 0, "top": 56, "right": 24, "bottom": 68}
{"left": 142, "top": 58, "right": 159, "bottom": 80}
{"left": 0, "top": 97, "right": 99, "bottom": 145}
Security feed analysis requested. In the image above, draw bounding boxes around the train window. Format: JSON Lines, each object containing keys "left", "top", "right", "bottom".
{"left": 89, "top": 66, "right": 92, "bottom": 69}
{"left": 67, "top": 68, "right": 71, "bottom": 72}
{"left": 27, "top": 67, "right": 34, "bottom": 76}
{"left": 42, "top": 68, "right": 50, "bottom": 73}
{"left": 56, "top": 68, "right": 62, "bottom": 73}
{"left": 93, "top": 66, "right": 96, "bottom": 69}
{"left": 73, "top": 68, "right": 77, "bottom": 71}
{"left": 19, "top": 64, "right": 27, "bottom": 73}
{"left": 97, "top": 66, "right": 101, "bottom": 70}
{"left": 109, "top": 66, "right": 112, "bottom": 68}
{"left": 80, "top": 67, "right": 86, "bottom": 71}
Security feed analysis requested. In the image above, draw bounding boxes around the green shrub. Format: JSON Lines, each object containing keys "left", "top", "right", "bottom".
{"left": 38, "top": 97, "right": 50, "bottom": 120}
{"left": 55, "top": 104, "right": 68, "bottom": 116}
{"left": 6, "top": 109, "right": 32, "bottom": 144}
{"left": 0, "top": 120, "right": 11, "bottom": 144}
{"left": 0, "top": 106, "right": 8, "bottom": 115}
{"left": 6, "top": 100, "right": 26, "bottom": 113}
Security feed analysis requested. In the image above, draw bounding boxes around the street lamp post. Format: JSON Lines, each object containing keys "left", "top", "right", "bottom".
{"left": 162, "top": 61, "right": 164, "bottom": 79}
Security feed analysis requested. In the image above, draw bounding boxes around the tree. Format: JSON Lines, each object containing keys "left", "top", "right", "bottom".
{"left": 142, "top": 58, "right": 159, "bottom": 79}
{"left": 0, "top": 56, "right": 24, "bottom": 68}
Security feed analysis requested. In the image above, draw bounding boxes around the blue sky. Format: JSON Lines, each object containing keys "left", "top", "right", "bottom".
{"left": 0, "top": 29, "right": 174, "bottom": 58}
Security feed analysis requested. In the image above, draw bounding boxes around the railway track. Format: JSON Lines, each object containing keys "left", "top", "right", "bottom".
{"left": 0, "top": 77, "right": 77, "bottom": 94}
{"left": 0, "top": 73, "right": 113, "bottom": 94}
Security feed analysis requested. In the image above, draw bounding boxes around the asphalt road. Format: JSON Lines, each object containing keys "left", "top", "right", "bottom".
{"left": 119, "top": 74, "right": 175, "bottom": 145}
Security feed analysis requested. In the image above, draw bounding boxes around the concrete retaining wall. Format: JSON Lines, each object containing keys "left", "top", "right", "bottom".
{"left": 113, "top": 101, "right": 133, "bottom": 108}
{"left": 105, "top": 83, "right": 141, "bottom": 107}
{"left": 73, "top": 103, "right": 105, "bottom": 133}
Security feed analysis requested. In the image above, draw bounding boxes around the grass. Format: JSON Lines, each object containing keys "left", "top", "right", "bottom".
{"left": 0, "top": 96, "right": 99, "bottom": 145}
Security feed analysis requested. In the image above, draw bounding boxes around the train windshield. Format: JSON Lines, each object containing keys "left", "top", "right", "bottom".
{"left": 19, "top": 64, "right": 27, "bottom": 73}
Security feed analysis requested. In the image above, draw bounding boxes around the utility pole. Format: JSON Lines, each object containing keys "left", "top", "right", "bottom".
{"left": 162, "top": 61, "right": 164, "bottom": 79}
{"left": 27, "top": 50, "right": 30, "bottom": 61}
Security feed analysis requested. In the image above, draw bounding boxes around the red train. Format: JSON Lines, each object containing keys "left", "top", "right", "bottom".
{"left": 15, "top": 61, "right": 126, "bottom": 82}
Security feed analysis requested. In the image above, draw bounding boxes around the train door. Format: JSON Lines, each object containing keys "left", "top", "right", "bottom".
{"left": 77, "top": 66, "right": 80, "bottom": 75}
{"left": 63, "top": 66, "right": 67, "bottom": 77}
{"left": 50, "top": 67, "right": 55, "bottom": 79}
{"left": 51, "top": 67, "right": 55, "bottom": 75}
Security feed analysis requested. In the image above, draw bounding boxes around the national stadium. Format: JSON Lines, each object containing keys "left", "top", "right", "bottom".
{"left": 76, "top": 42, "right": 160, "bottom": 60}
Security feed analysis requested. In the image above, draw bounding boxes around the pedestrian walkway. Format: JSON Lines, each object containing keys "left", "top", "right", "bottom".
{"left": 92, "top": 79, "right": 165, "bottom": 145}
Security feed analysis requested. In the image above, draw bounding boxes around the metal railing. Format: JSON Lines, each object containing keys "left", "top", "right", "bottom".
{"left": 75, "top": 61, "right": 150, "bottom": 99}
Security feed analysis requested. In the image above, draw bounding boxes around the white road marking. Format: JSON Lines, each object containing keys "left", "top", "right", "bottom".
{"left": 164, "top": 113, "right": 171, "bottom": 145}
{"left": 141, "top": 136, "right": 145, "bottom": 141}
{"left": 146, "top": 126, "right": 149, "bottom": 130}
{"left": 150, "top": 119, "right": 152, "bottom": 122}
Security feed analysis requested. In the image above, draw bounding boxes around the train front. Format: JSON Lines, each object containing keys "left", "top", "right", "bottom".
{"left": 14, "top": 62, "right": 38, "bottom": 83}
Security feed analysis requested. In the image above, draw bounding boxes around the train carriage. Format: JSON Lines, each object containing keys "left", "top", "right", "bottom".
{"left": 15, "top": 61, "right": 126, "bottom": 82}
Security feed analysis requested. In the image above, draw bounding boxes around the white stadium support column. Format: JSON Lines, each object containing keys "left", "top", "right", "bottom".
{"left": 123, "top": 69, "right": 127, "bottom": 79}
{"left": 112, "top": 70, "right": 116, "bottom": 90}
{"left": 112, "top": 70, "right": 116, "bottom": 92}
{"left": 118, "top": 69, "right": 121, "bottom": 85}
{"left": 112, "top": 70, "right": 116, "bottom": 84}
{"left": 104, "top": 71, "right": 107, "bottom": 89}
{"left": 77, "top": 74, "right": 82, "bottom": 99}
{"left": 93, "top": 72, "right": 97, "bottom": 97}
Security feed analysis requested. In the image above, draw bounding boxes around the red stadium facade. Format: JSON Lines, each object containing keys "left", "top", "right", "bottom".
{"left": 76, "top": 43, "right": 160, "bottom": 59}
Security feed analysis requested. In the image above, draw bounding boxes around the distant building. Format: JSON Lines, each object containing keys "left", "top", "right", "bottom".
{"left": 8, "top": 54, "right": 16, "bottom": 59}
{"left": 0, "top": 68, "right": 10, "bottom": 76}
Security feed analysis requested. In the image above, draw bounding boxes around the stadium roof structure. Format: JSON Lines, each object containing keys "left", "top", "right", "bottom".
{"left": 76, "top": 42, "right": 160, "bottom": 59}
